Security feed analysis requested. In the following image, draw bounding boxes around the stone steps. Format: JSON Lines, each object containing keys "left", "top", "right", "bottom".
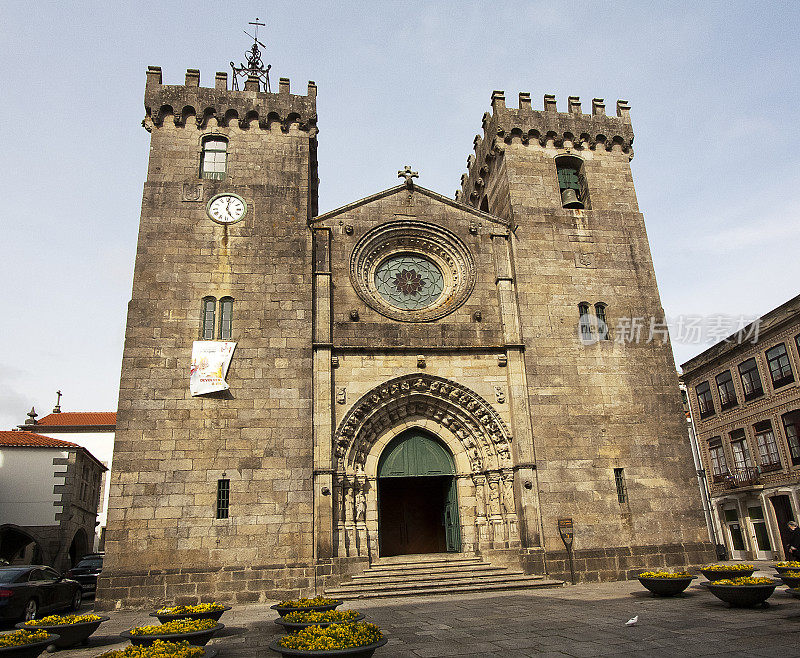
{"left": 325, "top": 553, "right": 563, "bottom": 600}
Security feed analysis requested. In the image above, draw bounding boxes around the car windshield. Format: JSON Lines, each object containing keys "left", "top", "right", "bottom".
{"left": 74, "top": 559, "right": 102, "bottom": 569}
{"left": 0, "top": 568, "right": 29, "bottom": 583}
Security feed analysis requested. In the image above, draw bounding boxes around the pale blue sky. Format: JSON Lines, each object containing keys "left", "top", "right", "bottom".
{"left": 1, "top": 1, "right": 798, "bottom": 428}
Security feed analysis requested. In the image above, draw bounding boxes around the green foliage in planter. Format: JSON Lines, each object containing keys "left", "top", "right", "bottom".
{"left": 278, "top": 622, "right": 383, "bottom": 651}
{"left": 283, "top": 610, "right": 360, "bottom": 623}
{"left": 278, "top": 596, "right": 339, "bottom": 608}
{"left": 712, "top": 576, "right": 774, "bottom": 586}
{"left": 156, "top": 604, "right": 225, "bottom": 616}
{"left": 98, "top": 639, "right": 207, "bottom": 657}
{"left": 639, "top": 571, "right": 692, "bottom": 578}
{"left": 702, "top": 563, "right": 754, "bottom": 571}
{"left": 23, "top": 614, "right": 102, "bottom": 626}
{"left": 0, "top": 629, "right": 50, "bottom": 648}
{"left": 129, "top": 619, "right": 216, "bottom": 636}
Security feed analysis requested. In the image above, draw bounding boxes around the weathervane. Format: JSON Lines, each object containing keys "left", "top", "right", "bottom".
{"left": 231, "top": 19, "right": 272, "bottom": 92}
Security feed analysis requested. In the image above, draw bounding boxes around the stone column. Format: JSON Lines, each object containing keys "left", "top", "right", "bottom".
{"left": 312, "top": 228, "right": 334, "bottom": 561}
{"left": 491, "top": 232, "right": 542, "bottom": 547}
{"left": 472, "top": 474, "right": 489, "bottom": 551}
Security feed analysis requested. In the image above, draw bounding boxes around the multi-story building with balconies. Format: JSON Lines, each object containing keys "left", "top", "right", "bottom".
{"left": 681, "top": 294, "right": 800, "bottom": 560}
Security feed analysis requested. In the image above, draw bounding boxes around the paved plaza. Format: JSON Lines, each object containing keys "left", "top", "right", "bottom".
{"left": 5, "top": 564, "right": 800, "bottom": 657}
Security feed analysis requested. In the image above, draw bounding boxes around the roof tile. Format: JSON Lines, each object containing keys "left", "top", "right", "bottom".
{"left": 34, "top": 412, "right": 116, "bottom": 427}
{"left": 0, "top": 431, "right": 80, "bottom": 448}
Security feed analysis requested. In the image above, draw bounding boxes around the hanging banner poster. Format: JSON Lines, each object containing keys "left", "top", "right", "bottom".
{"left": 190, "top": 341, "right": 236, "bottom": 396}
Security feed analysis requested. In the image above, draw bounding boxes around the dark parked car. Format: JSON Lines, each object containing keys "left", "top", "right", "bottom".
{"left": 65, "top": 555, "right": 103, "bottom": 594}
{"left": 0, "top": 566, "right": 82, "bottom": 622}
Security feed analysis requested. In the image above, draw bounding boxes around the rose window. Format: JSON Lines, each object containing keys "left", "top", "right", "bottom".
{"left": 350, "top": 221, "right": 475, "bottom": 322}
{"left": 374, "top": 255, "right": 445, "bottom": 310}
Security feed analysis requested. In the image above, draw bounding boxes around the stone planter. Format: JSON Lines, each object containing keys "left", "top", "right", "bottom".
{"left": 637, "top": 575, "right": 696, "bottom": 597}
{"left": 0, "top": 635, "right": 59, "bottom": 658}
{"left": 268, "top": 637, "right": 388, "bottom": 657}
{"left": 120, "top": 623, "right": 224, "bottom": 647}
{"left": 150, "top": 606, "right": 231, "bottom": 623}
{"left": 700, "top": 567, "right": 755, "bottom": 582}
{"left": 270, "top": 600, "right": 342, "bottom": 617}
{"left": 15, "top": 617, "right": 109, "bottom": 650}
{"left": 773, "top": 565, "right": 800, "bottom": 576}
{"left": 275, "top": 613, "right": 365, "bottom": 633}
{"left": 706, "top": 581, "right": 778, "bottom": 607}
{"left": 777, "top": 573, "right": 800, "bottom": 588}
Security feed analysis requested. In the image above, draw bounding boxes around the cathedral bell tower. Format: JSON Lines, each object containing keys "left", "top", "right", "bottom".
{"left": 98, "top": 36, "right": 321, "bottom": 606}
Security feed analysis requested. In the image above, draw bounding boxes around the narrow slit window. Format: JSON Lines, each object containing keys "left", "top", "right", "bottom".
{"left": 614, "top": 468, "right": 627, "bottom": 504}
{"left": 578, "top": 302, "right": 594, "bottom": 342}
{"left": 201, "top": 297, "right": 216, "bottom": 340}
{"left": 201, "top": 137, "right": 228, "bottom": 180}
{"left": 594, "top": 303, "right": 609, "bottom": 340}
{"left": 216, "top": 479, "right": 230, "bottom": 519}
{"left": 219, "top": 297, "right": 233, "bottom": 339}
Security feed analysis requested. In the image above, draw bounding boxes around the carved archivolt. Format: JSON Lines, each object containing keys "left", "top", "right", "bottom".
{"left": 333, "top": 374, "right": 512, "bottom": 475}
{"left": 349, "top": 221, "right": 475, "bottom": 322}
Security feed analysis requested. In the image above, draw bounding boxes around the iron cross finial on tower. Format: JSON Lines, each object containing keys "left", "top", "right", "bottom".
{"left": 231, "top": 18, "right": 272, "bottom": 92}
{"left": 398, "top": 166, "right": 419, "bottom": 189}
{"left": 53, "top": 390, "right": 62, "bottom": 414}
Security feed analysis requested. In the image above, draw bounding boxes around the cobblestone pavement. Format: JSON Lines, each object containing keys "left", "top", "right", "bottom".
{"left": 4, "top": 563, "right": 800, "bottom": 657}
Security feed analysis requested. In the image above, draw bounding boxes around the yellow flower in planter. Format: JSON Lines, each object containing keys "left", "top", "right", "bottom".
{"left": 639, "top": 571, "right": 692, "bottom": 578}
{"left": 278, "top": 596, "right": 339, "bottom": 608}
{"left": 23, "top": 614, "right": 102, "bottom": 626}
{"left": 284, "top": 610, "right": 360, "bottom": 623}
{"left": 156, "top": 603, "right": 225, "bottom": 615}
{"left": 775, "top": 561, "right": 800, "bottom": 568}
{"left": 0, "top": 629, "right": 50, "bottom": 647}
{"left": 129, "top": 619, "right": 216, "bottom": 636}
{"left": 99, "top": 639, "right": 206, "bottom": 657}
{"left": 702, "top": 563, "right": 754, "bottom": 571}
{"left": 782, "top": 571, "right": 800, "bottom": 577}
{"left": 278, "top": 622, "right": 383, "bottom": 650}
{"left": 713, "top": 577, "right": 774, "bottom": 586}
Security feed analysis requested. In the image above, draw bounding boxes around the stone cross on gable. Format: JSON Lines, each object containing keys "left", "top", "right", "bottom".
{"left": 398, "top": 166, "right": 419, "bottom": 189}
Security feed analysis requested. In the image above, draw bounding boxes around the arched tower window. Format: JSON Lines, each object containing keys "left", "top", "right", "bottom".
{"left": 480, "top": 196, "right": 490, "bottom": 213}
{"left": 200, "top": 136, "right": 228, "bottom": 180}
{"left": 219, "top": 297, "right": 234, "bottom": 339}
{"left": 594, "top": 302, "right": 610, "bottom": 340}
{"left": 578, "top": 302, "right": 594, "bottom": 341}
{"left": 555, "top": 155, "right": 589, "bottom": 209}
{"left": 201, "top": 297, "right": 216, "bottom": 339}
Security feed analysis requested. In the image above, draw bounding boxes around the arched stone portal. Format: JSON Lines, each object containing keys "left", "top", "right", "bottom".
{"left": 332, "top": 374, "right": 521, "bottom": 559}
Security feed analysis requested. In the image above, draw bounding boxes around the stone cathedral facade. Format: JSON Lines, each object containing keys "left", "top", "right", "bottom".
{"left": 98, "top": 63, "right": 714, "bottom": 607}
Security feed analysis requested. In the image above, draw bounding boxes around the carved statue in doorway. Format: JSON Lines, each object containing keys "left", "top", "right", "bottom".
{"left": 488, "top": 478, "right": 501, "bottom": 516}
{"left": 355, "top": 485, "right": 367, "bottom": 522}
{"left": 502, "top": 474, "right": 515, "bottom": 515}
{"left": 473, "top": 477, "right": 486, "bottom": 517}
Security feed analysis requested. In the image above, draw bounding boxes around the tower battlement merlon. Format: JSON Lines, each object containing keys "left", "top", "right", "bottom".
{"left": 142, "top": 67, "right": 318, "bottom": 134}
{"left": 460, "top": 90, "right": 634, "bottom": 205}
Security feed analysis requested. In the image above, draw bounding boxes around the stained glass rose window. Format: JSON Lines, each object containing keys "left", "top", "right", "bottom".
{"left": 374, "top": 255, "right": 445, "bottom": 310}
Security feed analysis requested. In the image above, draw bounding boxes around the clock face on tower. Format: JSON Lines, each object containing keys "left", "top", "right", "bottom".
{"left": 206, "top": 193, "right": 247, "bottom": 224}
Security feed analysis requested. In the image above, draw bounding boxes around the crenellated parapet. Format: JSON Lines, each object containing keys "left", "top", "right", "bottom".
{"left": 458, "top": 91, "right": 634, "bottom": 204}
{"left": 142, "top": 66, "right": 318, "bottom": 135}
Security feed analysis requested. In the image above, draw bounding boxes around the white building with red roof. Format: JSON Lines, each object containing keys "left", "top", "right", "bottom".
{"left": 0, "top": 430, "right": 106, "bottom": 570}
{"left": 15, "top": 402, "right": 116, "bottom": 553}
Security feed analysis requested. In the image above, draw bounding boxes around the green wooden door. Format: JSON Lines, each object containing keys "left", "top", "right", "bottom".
{"left": 378, "top": 430, "right": 461, "bottom": 553}
{"left": 378, "top": 430, "right": 454, "bottom": 478}
{"left": 444, "top": 477, "right": 461, "bottom": 552}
